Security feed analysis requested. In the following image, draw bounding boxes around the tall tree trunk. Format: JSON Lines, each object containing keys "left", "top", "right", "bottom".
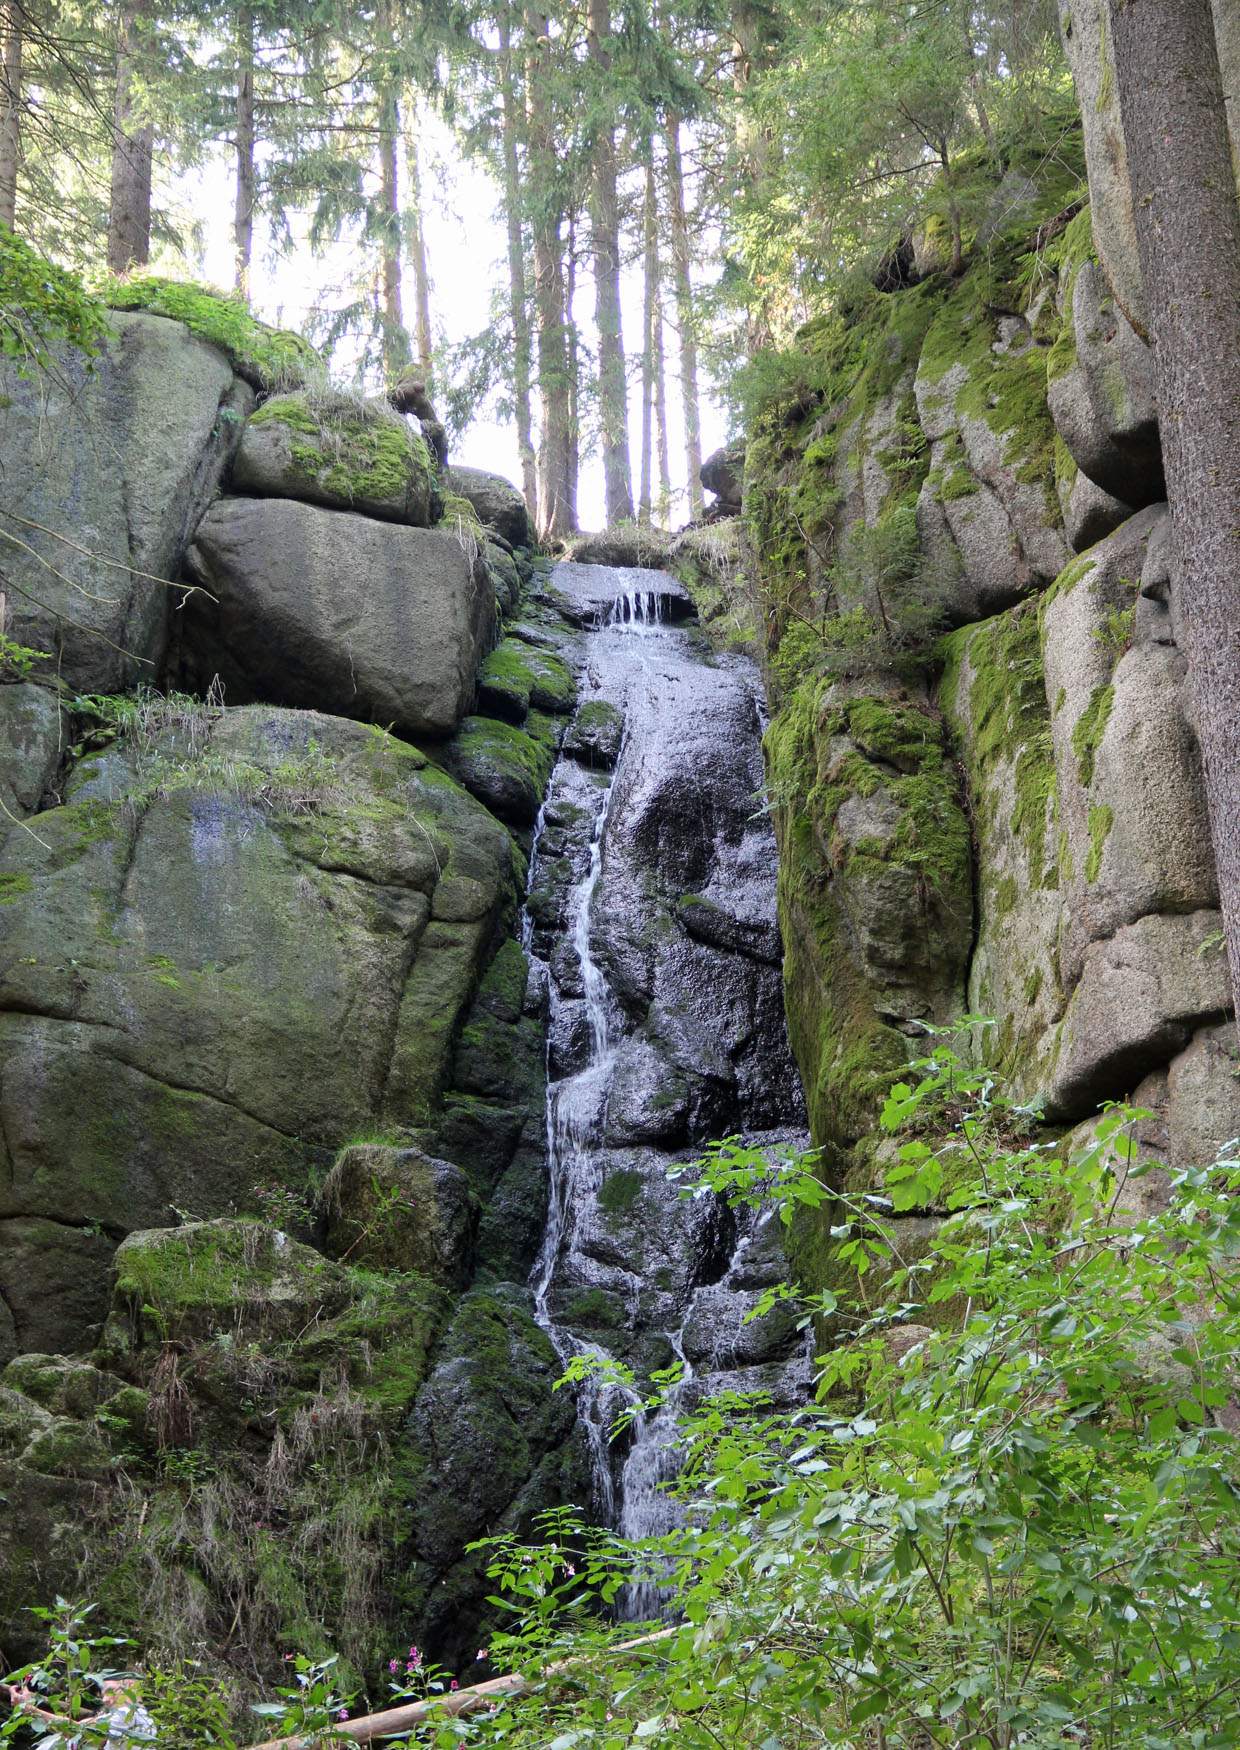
{"left": 638, "top": 155, "right": 656, "bottom": 523}
{"left": 664, "top": 112, "right": 703, "bottom": 517}
{"left": 525, "top": 4, "right": 576, "bottom": 540}
{"left": 233, "top": 2, "right": 255, "bottom": 294}
{"left": 405, "top": 116, "right": 434, "bottom": 374}
{"left": 640, "top": 157, "right": 657, "bottom": 521}
{"left": 108, "top": 0, "right": 154, "bottom": 274}
{"left": 1107, "top": 0, "right": 1240, "bottom": 1018}
{"left": 565, "top": 205, "right": 580, "bottom": 530}
{"left": 499, "top": 11, "right": 537, "bottom": 518}
{"left": 0, "top": 3, "right": 23, "bottom": 231}
{"left": 653, "top": 277, "right": 672, "bottom": 525}
{"left": 376, "top": 0, "right": 405, "bottom": 380}
{"left": 587, "top": 0, "right": 634, "bottom": 524}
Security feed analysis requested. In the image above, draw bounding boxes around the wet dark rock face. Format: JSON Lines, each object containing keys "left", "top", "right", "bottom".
{"left": 522, "top": 566, "right": 809, "bottom": 1580}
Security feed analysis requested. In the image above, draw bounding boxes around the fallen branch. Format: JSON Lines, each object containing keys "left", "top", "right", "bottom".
{"left": 246, "top": 1626, "right": 680, "bottom": 1750}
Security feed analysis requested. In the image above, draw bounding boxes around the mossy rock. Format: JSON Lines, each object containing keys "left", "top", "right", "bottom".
{"left": 99, "top": 275, "right": 319, "bottom": 389}
{"left": 562, "top": 698, "right": 624, "bottom": 770}
{"left": 320, "top": 1144, "right": 478, "bottom": 1283}
{"left": 478, "top": 637, "right": 576, "bottom": 725}
{"left": 235, "top": 391, "right": 436, "bottom": 524}
{"left": 433, "top": 713, "right": 558, "bottom": 827}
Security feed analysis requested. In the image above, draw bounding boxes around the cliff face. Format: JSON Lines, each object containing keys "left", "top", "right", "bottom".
{"left": 744, "top": 86, "right": 1240, "bottom": 1294}
{"left": 0, "top": 309, "right": 594, "bottom": 1683}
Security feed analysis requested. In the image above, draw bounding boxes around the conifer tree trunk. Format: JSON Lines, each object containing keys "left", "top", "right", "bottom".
{"left": 499, "top": 10, "right": 537, "bottom": 518}
{"left": 376, "top": 0, "right": 405, "bottom": 379}
{"left": 653, "top": 277, "right": 672, "bottom": 524}
{"left": 587, "top": 0, "right": 634, "bottom": 524}
{"left": 664, "top": 112, "right": 703, "bottom": 516}
{"left": 565, "top": 206, "right": 580, "bottom": 529}
{"left": 233, "top": 2, "right": 255, "bottom": 294}
{"left": 638, "top": 154, "right": 656, "bottom": 524}
{"left": 405, "top": 119, "right": 434, "bottom": 374}
{"left": 0, "top": 3, "right": 23, "bottom": 232}
{"left": 525, "top": 4, "right": 576, "bottom": 539}
{"left": 1106, "top": 0, "right": 1240, "bottom": 1018}
{"left": 108, "top": 0, "right": 154, "bottom": 274}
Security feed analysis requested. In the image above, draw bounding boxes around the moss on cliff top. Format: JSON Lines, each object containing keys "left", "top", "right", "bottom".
{"left": 99, "top": 275, "right": 320, "bottom": 388}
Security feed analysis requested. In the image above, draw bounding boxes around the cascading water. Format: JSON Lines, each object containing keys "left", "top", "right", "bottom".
{"left": 522, "top": 560, "right": 810, "bottom": 1616}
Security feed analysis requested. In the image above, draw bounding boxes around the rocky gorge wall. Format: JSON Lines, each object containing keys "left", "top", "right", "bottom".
{"left": 0, "top": 285, "right": 808, "bottom": 1698}
{"left": 740, "top": 21, "right": 1240, "bottom": 1306}
{"left": 0, "top": 300, "right": 602, "bottom": 1685}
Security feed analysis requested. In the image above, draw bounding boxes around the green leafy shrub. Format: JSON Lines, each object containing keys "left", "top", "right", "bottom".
{"left": 0, "top": 227, "right": 110, "bottom": 371}
{"left": 466, "top": 1042, "right": 1240, "bottom": 1747}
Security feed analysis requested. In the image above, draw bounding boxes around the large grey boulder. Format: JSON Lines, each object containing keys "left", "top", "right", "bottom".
{"left": 1060, "top": 0, "right": 1239, "bottom": 334}
{"left": 182, "top": 497, "right": 495, "bottom": 738}
{"left": 0, "top": 311, "right": 252, "bottom": 692}
{"left": 446, "top": 465, "right": 531, "bottom": 547}
{"left": 1044, "top": 910, "right": 1230, "bottom": 1121}
{"left": 914, "top": 317, "right": 1068, "bottom": 622}
{"left": 1059, "top": 0, "right": 1146, "bottom": 334}
{"left": 1041, "top": 507, "right": 1214, "bottom": 990}
{"left": 0, "top": 704, "right": 519, "bottom": 1358}
{"left": 232, "top": 392, "right": 436, "bottom": 524}
{"left": 0, "top": 684, "right": 62, "bottom": 821}
{"left": 1047, "top": 258, "right": 1162, "bottom": 506}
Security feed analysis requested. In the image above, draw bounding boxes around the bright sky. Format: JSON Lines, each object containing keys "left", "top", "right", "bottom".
{"left": 185, "top": 110, "right": 729, "bottom": 530}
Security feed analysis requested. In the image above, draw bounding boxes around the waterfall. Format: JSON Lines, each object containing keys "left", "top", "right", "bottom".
{"left": 522, "top": 561, "right": 810, "bottom": 1617}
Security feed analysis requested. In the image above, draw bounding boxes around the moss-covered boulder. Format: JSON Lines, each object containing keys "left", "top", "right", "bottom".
{"left": 444, "top": 465, "right": 531, "bottom": 547}
{"left": 0, "top": 704, "right": 519, "bottom": 1358}
{"left": 233, "top": 392, "right": 437, "bottom": 524}
{"left": 562, "top": 697, "right": 624, "bottom": 769}
{"left": 100, "top": 275, "right": 319, "bottom": 389}
{"left": 477, "top": 636, "right": 576, "bottom": 724}
{"left": 181, "top": 498, "right": 495, "bottom": 738}
{"left": 321, "top": 1145, "right": 478, "bottom": 1283}
{"left": 433, "top": 712, "right": 559, "bottom": 827}
{"left": 0, "top": 311, "right": 253, "bottom": 692}
{"left": 398, "top": 1286, "right": 589, "bottom": 1668}
{"left": 765, "top": 676, "right": 972, "bottom": 1155}
{"left": 0, "top": 1216, "right": 448, "bottom": 1673}
{"left": 940, "top": 603, "right": 1061, "bottom": 1091}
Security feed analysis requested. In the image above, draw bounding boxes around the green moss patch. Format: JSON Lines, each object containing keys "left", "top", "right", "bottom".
{"left": 99, "top": 275, "right": 319, "bottom": 388}
{"left": 478, "top": 637, "right": 576, "bottom": 724}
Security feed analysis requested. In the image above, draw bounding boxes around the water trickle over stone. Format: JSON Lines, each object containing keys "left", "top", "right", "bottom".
{"left": 522, "top": 562, "right": 810, "bottom": 1616}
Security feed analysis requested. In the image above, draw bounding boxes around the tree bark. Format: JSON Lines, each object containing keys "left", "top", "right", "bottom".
{"left": 233, "top": 2, "right": 255, "bottom": 294}
{"left": 587, "top": 0, "right": 634, "bottom": 524}
{"left": 1106, "top": 0, "right": 1240, "bottom": 1019}
{"left": 565, "top": 204, "right": 580, "bottom": 530}
{"left": 664, "top": 111, "right": 703, "bottom": 517}
{"left": 653, "top": 271, "right": 672, "bottom": 525}
{"left": 0, "top": 3, "right": 22, "bottom": 231}
{"left": 108, "top": 0, "right": 154, "bottom": 274}
{"left": 525, "top": 4, "right": 576, "bottom": 539}
{"left": 376, "top": 0, "right": 405, "bottom": 380}
{"left": 638, "top": 153, "right": 656, "bottom": 523}
{"left": 405, "top": 115, "right": 433, "bottom": 373}
{"left": 499, "top": 10, "right": 537, "bottom": 516}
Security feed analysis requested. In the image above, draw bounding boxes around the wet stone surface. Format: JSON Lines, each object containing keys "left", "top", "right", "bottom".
{"left": 521, "top": 563, "right": 810, "bottom": 1610}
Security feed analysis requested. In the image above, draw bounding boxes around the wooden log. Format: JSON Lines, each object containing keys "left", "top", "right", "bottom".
{"left": 245, "top": 1626, "right": 679, "bottom": 1750}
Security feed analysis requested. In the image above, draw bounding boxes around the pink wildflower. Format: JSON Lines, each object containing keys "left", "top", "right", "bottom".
{"left": 337, "top": 1709, "right": 349, "bottom": 1722}
{"left": 449, "top": 1680, "right": 459, "bottom": 1692}
{"left": 388, "top": 1660, "right": 399, "bottom": 1674}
